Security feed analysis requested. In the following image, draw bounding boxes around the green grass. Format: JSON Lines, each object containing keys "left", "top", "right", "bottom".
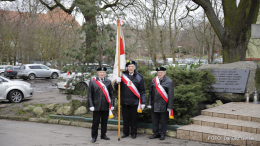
{"left": 17, "top": 109, "right": 27, "bottom": 115}
{"left": 30, "top": 103, "right": 46, "bottom": 107}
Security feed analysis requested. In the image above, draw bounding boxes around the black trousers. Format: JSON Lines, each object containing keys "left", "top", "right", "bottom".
{"left": 151, "top": 111, "right": 169, "bottom": 136}
{"left": 92, "top": 111, "right": 109, "bottom": 138}
{"left": 122, "top": 104, "right": 138, "bottom": 135}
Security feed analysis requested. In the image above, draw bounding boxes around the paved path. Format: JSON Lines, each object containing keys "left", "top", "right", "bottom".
{"left": 0, "top": 120, "right": 228, "bottom": 146}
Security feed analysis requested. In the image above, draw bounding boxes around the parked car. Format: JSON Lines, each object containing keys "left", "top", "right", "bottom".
{"left": 17, "top": 64, "right": 60, "bottom": 80}
{"left": 0, "top": 65, "right": 9, "bottom": 76}
{"left": 212, "top": 58, "right": 223, "bottom": 64}
{"left": 194, "top": 59, "right": 208, "bottom": 65}
{"left": 4, "top": 66, "right": 20, "bottom": 79}
{"left": 183, "top": 59, "right": 195, "bottom": 65}
{"left": 57, "top": 70, "right": 113, "bottom": 92}
{"left": 0, "top": 76, "right": 33, "bottom": 103}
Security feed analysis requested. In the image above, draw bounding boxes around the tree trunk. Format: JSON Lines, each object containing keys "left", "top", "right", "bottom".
{"left": 160, "top": 30, "right": 166, "bottom": 65}
{"left": 222, "top": 28, "right": 247, "bottom": 63}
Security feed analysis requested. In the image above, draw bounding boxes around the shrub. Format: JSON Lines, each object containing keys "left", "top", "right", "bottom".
{"left": 135, "top": 65, "right": 216, "bottom": 125}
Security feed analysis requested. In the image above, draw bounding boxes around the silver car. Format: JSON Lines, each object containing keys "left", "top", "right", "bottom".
{"left": 0, "top": 76, "right": 33, "bottom": 103}
{"left": 0, "top": 65, "right": 9, "bottom": 76}
{"left": 17, "top": 64, "right": 60, "bottom": 80}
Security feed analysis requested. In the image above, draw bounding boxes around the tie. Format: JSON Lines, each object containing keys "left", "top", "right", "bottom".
{"left": 130, "top": 75, "right": 133, "bottom": 80}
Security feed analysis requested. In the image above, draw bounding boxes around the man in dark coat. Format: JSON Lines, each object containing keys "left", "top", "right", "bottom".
{"left": 148, "top": 66, "right": 174, "bottom": 140}
{"left": 88, "top": 67, "right": 114, "bottom": 143}
{"left": 114, "top": 61, "right": 146, "bottom": 139}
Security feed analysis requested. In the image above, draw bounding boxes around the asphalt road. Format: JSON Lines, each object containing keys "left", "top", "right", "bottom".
{"left": 0, "top": 120, "right": 228, "bottom": 146}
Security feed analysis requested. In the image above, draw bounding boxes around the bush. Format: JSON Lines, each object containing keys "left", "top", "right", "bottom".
{"left": 135, "top": 65, "right": 216, "bottom": 125}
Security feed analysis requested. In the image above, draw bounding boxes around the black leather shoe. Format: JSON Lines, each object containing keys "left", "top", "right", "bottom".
{"left": 91, "top": 138, "right": 96, "bottom": 143}
{"left": 160, "top": 135, "right": 165, "bottom": 140}
{"left": 121, "top": 134, "right": 129, "bottom": 138}
{"left": 149, "top": 134, "right": 160, "bottom": 139}
{"left": 132, "top": 134, "right": 136, "bottom": 139}
{"left": 101, "top": 135, "right": 110, "bottom": 140}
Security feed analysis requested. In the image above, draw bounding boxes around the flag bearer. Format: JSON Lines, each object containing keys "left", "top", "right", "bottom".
{"left": 114, "top": 61, "right": 146, "bottom": 139}
{"left": 88, "top": 67, "right": 114, "bottom": 143}
{"left": 147, "top": 67, "right": 174, "bottom": 140}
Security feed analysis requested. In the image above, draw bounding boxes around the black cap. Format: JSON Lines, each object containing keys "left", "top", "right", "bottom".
{"left": 156, "top": 67, "right": 166, "bottom": 71}
{"left": 126, "top": 60, "right": 136, "bottom": 67}
{"left": 97, "top": 67, "right": 107, "bottom": 71}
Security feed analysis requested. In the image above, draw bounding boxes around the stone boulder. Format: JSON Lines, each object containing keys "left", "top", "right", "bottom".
{"left": 23, "top": 105, "right": 35, "bottom": 112}
{"left": 63, "top": 106, "right": 73, "bottom": 115}
{"left": 33, "top": 107, "right": 44, "bottom": 115}
{"left": 197, "top": 61, "right": 260, "bottom": 102}
{"left": 46, "top": 103, "right": 58, "bottom": 112}
{"left": 55, "top": 104, "right": 63, "bottom": 111}
{"left": 73, "top": 106, "right": 87, "bottom": 116}
{"left": 56, "top": 107, "right": 64, "bottom": 115}
{"left": 68, "top": 100, "right": 82, "bottom": 110}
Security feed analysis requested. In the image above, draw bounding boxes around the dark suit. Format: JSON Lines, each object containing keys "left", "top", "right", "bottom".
{"left": 88, "top": 76, "right": 114, "bottom": 139}
{"left": 114, "top": 70, "right": 146, "bottom": 136}
{"left": 148, "top": 75, "right": 174, "bottom": 136}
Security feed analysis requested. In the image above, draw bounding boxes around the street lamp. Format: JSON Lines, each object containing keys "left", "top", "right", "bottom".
{"left": 178, "top": 46, "right": 182, "bottom": 60}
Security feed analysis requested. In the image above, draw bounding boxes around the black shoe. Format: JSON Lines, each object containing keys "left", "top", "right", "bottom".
{"left": 160, "top": 135, "right": 165, "bottom": 140}
{"left": 91, "top": 138, "right": 96, "bottom": 143}
{"left": 101, "top": 135, "right": 110, "bottom": 140}
{"left": 132, "top": 134, "right": 136, "bottom": 139}
{"left": 149, "top": 134, "right": 160, "bottom": 139}
{"left": 121, "top": 134, "right": 129, "bottom": 138}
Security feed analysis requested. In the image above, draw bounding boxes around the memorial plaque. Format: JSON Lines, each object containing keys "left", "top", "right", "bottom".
{"left": 206, "top": 69, "right": 250, "bottom": 93}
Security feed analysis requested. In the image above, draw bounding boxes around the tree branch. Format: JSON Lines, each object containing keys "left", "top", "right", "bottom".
{"left": 192, "top": 0, "right": 224, "bottom": 43}
{"left": 39, "top": 0, "right": 76, "bottom": 14}
{"left": 101, "top": 0, "right": 119, "bottom": 9}
{"left": 231, "top": 0, "right": 249, "bottom": 41}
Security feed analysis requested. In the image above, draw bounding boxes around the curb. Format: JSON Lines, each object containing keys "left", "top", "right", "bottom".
{"left": 0, "top": 115, "right": 177, "bottom": 138}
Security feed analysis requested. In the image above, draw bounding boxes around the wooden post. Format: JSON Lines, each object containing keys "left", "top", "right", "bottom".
{"left": 117, "top": 20, "right": 121, "bottom": 141}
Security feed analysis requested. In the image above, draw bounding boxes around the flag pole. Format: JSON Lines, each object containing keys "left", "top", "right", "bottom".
{"left": 117, "top": 20, "right": 121, "bottom": 141}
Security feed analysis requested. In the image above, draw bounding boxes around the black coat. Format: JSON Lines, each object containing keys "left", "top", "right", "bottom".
{"left": 148, "top": 75, "right": 174, "bottom": 112}
{"left": 88, "top": 77, "right": 114, "bottom": 111}
{"left": 114, "top": 70, "right": 146, "bottom": 106}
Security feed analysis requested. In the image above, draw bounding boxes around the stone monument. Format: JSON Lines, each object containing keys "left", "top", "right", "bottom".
{"left": 197, "top": 61, "right": 260, "bottom": 102}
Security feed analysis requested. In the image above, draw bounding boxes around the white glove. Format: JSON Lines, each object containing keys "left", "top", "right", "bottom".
{"left": 147, "top": 105, "right": 152, "bottom": 109}
{"left": 116, "top": 77, "right": 121, "bottom": 83}
{"left": 167, "top": 109, "right": 172, "bottom": 112}
{"left": 111, "top": 107, "right": 114, "bottom": 110}
{"left": 141, "top": 104, "right": 145, "bottom": 110}
{"left": 89, "top": 107, "right": 95, "bottom": 111}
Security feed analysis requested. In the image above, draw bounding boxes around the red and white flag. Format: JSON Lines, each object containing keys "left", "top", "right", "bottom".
{"left": 112, "top": 19, "right": 126, "bottom": 83}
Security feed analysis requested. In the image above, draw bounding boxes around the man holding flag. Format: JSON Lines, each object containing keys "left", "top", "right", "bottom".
{"left": 147, "top": 66, "right": 174, "bottom": 140}
{"left": 114, "top": 61, "right": 146, "bottom": 139}
{"left": 88, "top": 67, "right": 114, "bottom": 143}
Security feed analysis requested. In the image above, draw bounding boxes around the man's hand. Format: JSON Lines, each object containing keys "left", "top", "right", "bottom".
{"left": 116, "top": 77, "right": 121, "bottom": 83}
{"left": 147, "top": 105, "right": 152, "bottom": 109}
{"left": 141, "top": 104, "right": 145, "bottom": 110}
{"left": 89, "top": 107, "right": 95, "bottom": 111}
{"left": 111, "top": 107, "right": 114, "bottom": 110}
{"left": 167, "top": 109, "right": 172, "bottom": 112}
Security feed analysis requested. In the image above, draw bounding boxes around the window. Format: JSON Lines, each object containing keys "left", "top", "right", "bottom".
{"left": 40, "top": 66, "right": 48, "bottom": 69}
{"left": 29, "top": 66, "right": 41, "bottom": 69}
{"left": 20, "top": 65, "right": 26, "bottom": 70}
{"left": 6, "top": 67, "right": 13, "bottom": 70}
{"left": 14, "top": 67, "right": 20, "bottom": 70}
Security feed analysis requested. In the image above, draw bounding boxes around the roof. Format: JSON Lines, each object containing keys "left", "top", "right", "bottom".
{"left": 0, "top": 8, "right": 81, "bottom": 28}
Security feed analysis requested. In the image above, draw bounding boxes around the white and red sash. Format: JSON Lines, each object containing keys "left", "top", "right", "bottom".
{"left": 93, "top": 78, "right": 114, "bottom": 119}
{"left": 154, "top": 76, "right": 174, "bottom": 119}
{"left": 121, "top": 74, "right": 143, "bottom": 113}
